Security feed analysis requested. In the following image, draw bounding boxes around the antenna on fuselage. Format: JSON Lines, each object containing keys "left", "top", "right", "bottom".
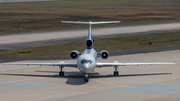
{"left": 61, "top": 21, "right": 120, "bottom": 48}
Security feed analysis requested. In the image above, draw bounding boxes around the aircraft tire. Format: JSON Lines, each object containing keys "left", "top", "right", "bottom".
{"left": 59, "top": 72, "right": 64, "bottom": 76}
{"left": 59, "top": 72, "right": 61, "bottom": 76}
{"left": 84, "top": 77, "right": 89, "bottom": 82}
{"left": 62, "top": 72, "right": 64, "bottom": 76}
{"left": 114, "top": 71, "right": 116, "bottom": 76}
{"left": 84, "top": 78, "right": 87, "bottom": 82}
{"left": 114, "top": 71, "right": 119, "bottom": 76}
{"left": 117, "top": 71, "right": 119, "bottom": 76}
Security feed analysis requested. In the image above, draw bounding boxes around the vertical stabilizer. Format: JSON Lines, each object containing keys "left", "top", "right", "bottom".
{"left": 61, "top": 21, "right": 120, "bottom": 48}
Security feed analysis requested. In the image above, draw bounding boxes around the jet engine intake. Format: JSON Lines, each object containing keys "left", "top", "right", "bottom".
{"left": 86, "top": 39, "right": 93, "bottom": 48}
{"left": 70, "top": 50, "right": 81, "bottom": 59}
{"left": 100, "top": 50, "right": 109, "bottom": 59}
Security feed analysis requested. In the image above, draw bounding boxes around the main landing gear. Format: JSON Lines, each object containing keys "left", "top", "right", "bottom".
{"left": 84, "top": 74, "right": 89, "bottom": 82}
{"left": 59, "top": 66, "right": 64, "bottom": 76}
{"left": 114, "top": 66, "right": 119, "bottom": 76}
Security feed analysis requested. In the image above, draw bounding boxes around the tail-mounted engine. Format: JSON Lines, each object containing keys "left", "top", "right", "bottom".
{"left": 86, "top": 39, "right": 93, "bottom": 49}
{"left": 98, "top": 50, "right": 109, "bottom": 59}
{"left": 70, "top": 50, "right": 81, "bottom": 59}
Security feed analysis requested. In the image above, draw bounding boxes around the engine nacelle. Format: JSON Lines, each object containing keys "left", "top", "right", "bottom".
{"left": 86, "top": 39, "right": 93, "bottom": 48}
{"left": 70, "top": 50, "right": 81, "bottom": 59}
{"left": 100, "top": 50, "right": 109, "bottom": 59}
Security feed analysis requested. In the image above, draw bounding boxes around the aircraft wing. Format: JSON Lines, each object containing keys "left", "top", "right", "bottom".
{"left": 3, "top": 62, "right": 77, "bottom": 67}
{"left": 96, "top": 62, "right": 176, "bottom": 67}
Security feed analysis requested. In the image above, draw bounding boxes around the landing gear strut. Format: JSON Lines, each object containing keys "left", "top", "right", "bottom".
{"left": 114, "top": 66, "right": 119, "bottom": 76}
{"left": 59, "top": 66, "right": 64, "bottom": 76}
{"left": 84, "top": 74, "right": 89, "bottom": 82}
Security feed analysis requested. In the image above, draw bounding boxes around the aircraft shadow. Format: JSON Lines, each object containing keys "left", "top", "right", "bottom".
{"left": 35, "top": 70, "right": 59, "bottom": 73}
{"left": 90, "top": 73, "right": 172, "bottom": 78}
{"left": 0, "top": 72, "right": 172, "bottom": 85}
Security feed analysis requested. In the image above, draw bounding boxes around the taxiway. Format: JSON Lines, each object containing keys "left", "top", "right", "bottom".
{"left": 0, "top": 49, "right": 179, "bottom": 101}
{"left": 0, "top": 21, "right": 180, "bottom": 101}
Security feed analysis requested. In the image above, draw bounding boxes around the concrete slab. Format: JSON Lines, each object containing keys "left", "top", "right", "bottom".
{"left": 106, "top": 85, "right": 180, "bottom": 95}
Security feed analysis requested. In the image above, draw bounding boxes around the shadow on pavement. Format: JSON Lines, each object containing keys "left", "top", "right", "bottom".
{"left": 0, "top": 72, "right": 172, "bottom": 85}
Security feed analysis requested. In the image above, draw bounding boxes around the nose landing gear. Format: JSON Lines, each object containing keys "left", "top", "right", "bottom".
{"left": 84, "top": 74, "right": 89, "bottom": 82}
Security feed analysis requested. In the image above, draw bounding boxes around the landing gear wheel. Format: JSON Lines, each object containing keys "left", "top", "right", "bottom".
{"left": 86, "top": 77, "right": 89, "bottom": 82}
{"left": 62, "top": 71, "right": 64, "bottom": 76}
{"left": 59, "top": 72, "right": 61, "bottom": 76}
{"left": 114, "top": 71, "right": 119, "bottom": 76}
{"left": 59, "top": 66, "right": 64, "bottom": 76}
{"left": 84, "top": 77, "right": 89, "bottom": 82}
{"left": 59, "top": 71, "right": 64, "bottom": 76}
{"left": 114, "top": 71, "right": 116, "bottom": 76}
{"left": 84, "top": 74, "right": 89, "bottom": 82}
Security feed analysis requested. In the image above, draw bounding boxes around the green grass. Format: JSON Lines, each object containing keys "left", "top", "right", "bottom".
{"left": 0, "top": 0, "right": 180, "bottom": 34}
{"left": 0, "top": 32, "right": 180, "bottom": 58}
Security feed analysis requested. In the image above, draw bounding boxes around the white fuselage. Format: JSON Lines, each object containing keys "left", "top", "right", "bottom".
{"left": 77, "top": 48, "right": 97, "bottom": 74}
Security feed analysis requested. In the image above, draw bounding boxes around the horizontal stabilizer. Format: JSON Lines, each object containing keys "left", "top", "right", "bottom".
{"left": 61, "top": 21, "right": 120, "bottom": 25}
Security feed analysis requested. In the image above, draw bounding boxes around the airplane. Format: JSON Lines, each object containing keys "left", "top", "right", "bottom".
{"left": 3, "top": 21, "right": 176, "bottom": 82}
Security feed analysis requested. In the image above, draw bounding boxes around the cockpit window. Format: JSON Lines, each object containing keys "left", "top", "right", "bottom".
{"left": 81, "top": 59, "right": 92, "bottom": 64}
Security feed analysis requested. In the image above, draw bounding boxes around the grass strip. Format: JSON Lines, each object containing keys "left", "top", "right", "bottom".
{"left": 0, "top": 0, "right": 180, "bottom": 34}
{"left": 0, "top": 32, "right": 180, "bottom": 58}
